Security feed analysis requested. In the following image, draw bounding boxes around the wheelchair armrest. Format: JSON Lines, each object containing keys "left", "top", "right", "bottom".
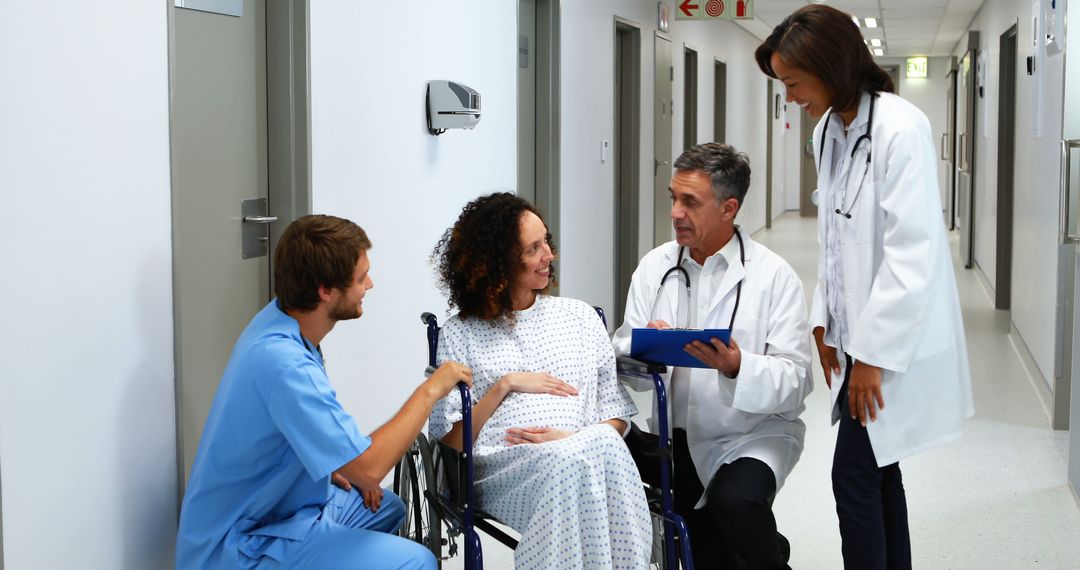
{"left": 616, "top": 355, "right": 667, "bottom": 375}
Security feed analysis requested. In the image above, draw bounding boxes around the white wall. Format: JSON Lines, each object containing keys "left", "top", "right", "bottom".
{"left": 558, "top": 1, "right": 656, "bottom": 319}
{"left": 955, "top": 0, "right": 1066, "bottom": 388}
{"left": 769, "top": 78, "right": 790, "bottom": 222}
{"left": 672, "top": 20, "right": 772, "bottom": 235}
{"left": 0, "top": 2, "right": 178, "bottom": 568}
{"left": 879, "top": 56, "right": 952, "bottom": 211}
{"left": 558, "top": 1, "right": 776, "bottom": 315}
{"left": 309, "top": 1, "right": 518, "bottom": 430}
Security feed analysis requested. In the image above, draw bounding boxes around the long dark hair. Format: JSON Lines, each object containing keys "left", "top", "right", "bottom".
{"left": 432, "top": 193, "right": 557, "bottom": 322}
{"left": 754, "top": 4, "right": 893, "bottom": 114}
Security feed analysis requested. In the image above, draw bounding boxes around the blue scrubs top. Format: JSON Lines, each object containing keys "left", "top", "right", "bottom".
{"left": 176, "top": 300, "right": 371, "bottom": 569}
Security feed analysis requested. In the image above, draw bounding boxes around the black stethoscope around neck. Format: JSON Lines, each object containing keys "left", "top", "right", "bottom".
{"left": 817, "top": 93, "right": 876, "bottom": 219}
{"left": 652, "top": 229, "right": 745, "bottom": 330}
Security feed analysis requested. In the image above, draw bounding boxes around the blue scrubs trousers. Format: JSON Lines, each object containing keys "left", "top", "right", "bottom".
{"left": 262, "top": 487, "right": 436, "bottom": 570}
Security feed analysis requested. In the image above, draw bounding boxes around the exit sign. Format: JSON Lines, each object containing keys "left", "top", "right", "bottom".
{"left": 906, "top": 56, "right": 928, "bottom": 78}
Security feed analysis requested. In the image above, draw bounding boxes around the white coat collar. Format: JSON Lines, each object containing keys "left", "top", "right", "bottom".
{"left": 661, "top": 225, "right": 754, "bottom": 266}
{"left": 826, "top": 91, "right": 872, "bottom": 137}
{"left": 703, "top": 227, "right": 751, "bottom": 322}
{"left": 655, "top": 227, "right": 752, "bottom": 326}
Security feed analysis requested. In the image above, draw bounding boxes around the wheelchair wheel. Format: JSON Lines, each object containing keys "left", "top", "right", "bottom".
{"left": 393, "top": 434, "right": 443, "bottom": 566}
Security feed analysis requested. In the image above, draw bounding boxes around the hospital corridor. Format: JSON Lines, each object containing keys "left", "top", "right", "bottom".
{"left": 3, "top": 0, "right": 1080, "bottom": 569}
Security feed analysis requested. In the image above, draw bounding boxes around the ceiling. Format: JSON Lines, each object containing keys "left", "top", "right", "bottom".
{"left": 734, "top": 0, "right": 986, "bottom": 58}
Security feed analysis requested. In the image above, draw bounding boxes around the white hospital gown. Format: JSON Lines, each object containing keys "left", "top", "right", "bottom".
{"left": 429, "top": 295, "right": 652, "bottom": 569}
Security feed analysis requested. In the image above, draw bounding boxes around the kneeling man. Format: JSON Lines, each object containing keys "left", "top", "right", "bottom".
{"left": 614, "top": 143, "right": 811, "bottom": 569}
{"left": 176, "top": 214, "right": 471, "bottom": 569}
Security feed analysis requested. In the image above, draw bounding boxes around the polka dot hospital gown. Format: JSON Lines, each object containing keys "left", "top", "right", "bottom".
{"left": 429, "top": 295, "right": 652, "bottom": 569}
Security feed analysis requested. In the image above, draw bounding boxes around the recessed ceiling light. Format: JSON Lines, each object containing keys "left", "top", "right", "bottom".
{"left": 871, "top": 39, "right": 881, "bottom": 47}
{"left": 852, "top": 16, "right": 860, "bottom": 28}
{"left": 873, "top": 48, "right": 884, "bottom": 56}
{"left": 865, "top": 17, "right": 878, "bottom": 28}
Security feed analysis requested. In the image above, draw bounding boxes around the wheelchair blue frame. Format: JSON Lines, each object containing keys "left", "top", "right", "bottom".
{"left": 420, "top": 310, "right": 694, "bottom": 569}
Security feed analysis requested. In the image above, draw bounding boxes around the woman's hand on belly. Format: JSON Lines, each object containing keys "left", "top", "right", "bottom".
{"left": 500, "top": 372, "right": 578, "bottom": 397}
{"left": 505, "top": 426, "right": 575, "bottom": 445}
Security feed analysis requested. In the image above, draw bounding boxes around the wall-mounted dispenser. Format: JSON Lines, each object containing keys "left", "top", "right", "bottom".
{"left": 426, "top": 80, "right": 481, "bottom": 135}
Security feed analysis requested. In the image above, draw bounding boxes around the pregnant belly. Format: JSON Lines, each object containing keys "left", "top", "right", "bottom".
{"left": 485, "top": 392, "right": 587, "bottom": 434}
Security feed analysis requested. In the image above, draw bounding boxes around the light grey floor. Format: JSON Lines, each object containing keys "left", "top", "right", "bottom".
{"left": 441, "top": 213, "right": 1080, "bottom": 569}
{"left": 758, "top": 213, "right": 1080, "bottom": 569}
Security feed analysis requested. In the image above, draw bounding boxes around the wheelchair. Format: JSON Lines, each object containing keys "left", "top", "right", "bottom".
{"left": 392, "top": 309, "right": 694, "bottom": 569}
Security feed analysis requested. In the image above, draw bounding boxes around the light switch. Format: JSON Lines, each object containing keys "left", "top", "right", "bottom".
{"left": 601, "top": 140, "right": 610, "bottom": 163}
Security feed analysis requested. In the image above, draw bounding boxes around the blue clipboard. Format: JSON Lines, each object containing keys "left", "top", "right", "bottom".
{"left": 630, "top": 328, "right": 732, "bottom": 369}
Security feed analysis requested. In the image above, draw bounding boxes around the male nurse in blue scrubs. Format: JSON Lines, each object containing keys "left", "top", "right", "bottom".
{"left": 176, "top": 214, "right": 472, "bottom": 569}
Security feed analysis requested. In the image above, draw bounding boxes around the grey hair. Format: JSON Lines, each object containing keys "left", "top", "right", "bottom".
{"left": 673, "top": 142, "right": 752, "bottom": 206}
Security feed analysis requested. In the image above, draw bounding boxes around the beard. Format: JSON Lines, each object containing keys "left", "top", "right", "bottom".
{"left": 328, "top": 297, "right": 362, "bottom": 321}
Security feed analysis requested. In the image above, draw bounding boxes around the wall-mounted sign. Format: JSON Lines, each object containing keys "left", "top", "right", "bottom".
{"left": 675, "top": 0, "right": 754, "bottom": 21}
{"left": 906, "top": 56, "right": 928, "bottom": 78}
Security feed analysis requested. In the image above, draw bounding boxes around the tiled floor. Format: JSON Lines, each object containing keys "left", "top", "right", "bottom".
{"left": 441, "top": 213, "right": 1080, "bottom": 569}
{"left": 758, "top": 213, "right": 1080, "bottom": 569}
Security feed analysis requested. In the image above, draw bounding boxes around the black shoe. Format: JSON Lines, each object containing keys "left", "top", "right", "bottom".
{"left": 777, "top": 531, "right": 791, "bottom": 568}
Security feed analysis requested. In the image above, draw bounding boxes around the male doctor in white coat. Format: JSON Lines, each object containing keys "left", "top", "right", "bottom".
{"left": 614, "top": 142, "right": 811, "bottom": 569}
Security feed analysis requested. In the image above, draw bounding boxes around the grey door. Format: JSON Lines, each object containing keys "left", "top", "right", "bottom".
{"left": 995, "top": 26, "right": 1018, "bottom": 310}
{"left": 765, "top": 81, "right": 773, "bottom": 229}
{"left": 957, "top": 44, "right": 978, "bottom": 269}
{"left": 517, "top": 0, "right": 560, "bottom": 271}
{"left": 614, "top": 23, "right": 640, "bottom": 328}
{"left": 713, "top": 60, "right": 726, "bottom": 143}
{"left": 1059, "top": 0, "right": 1080, "bottom": 489}
{"left": 799, "top": 109, "right": 816, "bottom": 217}
{"left": 170, "top": 0, "right": 272, "bottom": 488}
{"left": 517, "top": 0, "right": 536, "bottom": 205}
{"left": 653, "top": 34, "right": 673, "bottom": 246}
{"left": 945, "top": 64, "right": 957, "bottom": 229}
{"left": 682, "top": 46, "right": 697, "bottom": 151}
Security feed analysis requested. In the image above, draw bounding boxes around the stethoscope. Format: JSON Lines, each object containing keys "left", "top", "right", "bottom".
{"left": 651, "top": 229, "right": 745, "bottom": 330}
{"left": 817, "top": 93, "right": 876, "bottom": 219}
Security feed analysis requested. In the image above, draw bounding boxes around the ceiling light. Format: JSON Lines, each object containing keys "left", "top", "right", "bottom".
{"left": 865, "top": 17, "right": 878, "bottom": 28}
{"left": 873, "top": 48, "right": 884, "bottom": 56}
{"left": 852, "top": 16, "right": 860, "bottom": 28}
{"left": 871, "top": 39, "right": 881, "bottom": 47}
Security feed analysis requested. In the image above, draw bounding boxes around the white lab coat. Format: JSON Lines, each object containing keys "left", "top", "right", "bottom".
{"left": 812, "top": 91, "right": 974, "bottom": 467}
{"left": 613, "top": 229, "right": 812, "bottom": 505}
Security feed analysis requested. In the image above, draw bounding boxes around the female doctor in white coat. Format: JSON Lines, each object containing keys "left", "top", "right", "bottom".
{"left": 756, "top": 5, "right": 974, "bottom": 569}
{"left": 614, "top": 142, "right": 812, "bottom": 568}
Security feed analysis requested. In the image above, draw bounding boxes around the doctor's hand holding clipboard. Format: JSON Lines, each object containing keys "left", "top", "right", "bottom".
{"left": 631, "top": 320, "right": 738, "bottom": 373}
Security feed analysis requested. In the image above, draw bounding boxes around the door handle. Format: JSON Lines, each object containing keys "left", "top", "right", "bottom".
{"left": 940, "top": 133, "right": 949, "bottom": 161}
{"left": 241, "top": 198, "right": 275, "bottom": 259}
{"left": 958, "top": 133, "right": 966, "bottom": 171}
{"left": 1060, "top": 139, "right": 1080, "bottom": 244}
{"left": 654, "top": 159, "right": 669, "bottom": 175}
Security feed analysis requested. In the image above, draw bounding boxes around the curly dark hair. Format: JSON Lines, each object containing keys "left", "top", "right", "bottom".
{"left": 432, "top": 192, "right": 557, "bottom": 322}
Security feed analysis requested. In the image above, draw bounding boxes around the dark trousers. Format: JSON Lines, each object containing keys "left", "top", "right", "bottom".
{"left": 627, "top": 426, "right": 789, "bottom": 569}
{"left": 832, "top": 357, "right": 912, "bottom": 570}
